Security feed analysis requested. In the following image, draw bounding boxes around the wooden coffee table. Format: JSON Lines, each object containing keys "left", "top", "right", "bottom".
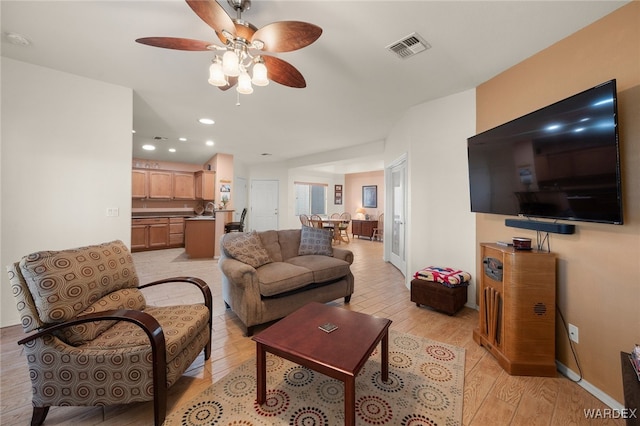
{"left": 252, "top": 302, "right": 392, "bottom": 426}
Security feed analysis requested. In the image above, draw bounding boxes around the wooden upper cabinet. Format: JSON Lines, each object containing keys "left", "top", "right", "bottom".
{"left": 148, "top": 170, "right": 173, "bottom": 199}
{"left": 132, "top": 168, "right": 211, "bottom": 200}
{"left": 195, "top": 170, "right": 215, "bottom": 200}
{"left": 132, "top": 169, "right": 147, "bottom": 199}
{"left": 173, "top": 172, "right": 195, "bottom": 199}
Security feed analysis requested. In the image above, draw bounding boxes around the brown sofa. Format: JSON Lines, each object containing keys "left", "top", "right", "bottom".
{"left": 219, "top": 228, "right": 354, "bottom": 335}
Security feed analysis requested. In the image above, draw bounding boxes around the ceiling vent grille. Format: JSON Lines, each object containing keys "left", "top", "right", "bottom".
{"left": 386, "top": 32, "right": 431, "bottom": 59}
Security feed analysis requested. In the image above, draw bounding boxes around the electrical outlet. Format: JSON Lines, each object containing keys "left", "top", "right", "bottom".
{"left": 106, "top": 208, "right": 119, "bottom": 217}
{"left": 568, "top": 323, "right": 579, "bottom": 343}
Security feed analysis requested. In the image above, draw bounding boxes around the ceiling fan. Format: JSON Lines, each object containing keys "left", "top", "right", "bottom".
{"left": 136, "top": 0, "right": 322, "bottom": 93}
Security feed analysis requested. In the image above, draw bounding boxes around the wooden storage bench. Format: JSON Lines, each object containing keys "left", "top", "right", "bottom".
{"left": 411, "top": 278, "right": 468, "bottom": 315}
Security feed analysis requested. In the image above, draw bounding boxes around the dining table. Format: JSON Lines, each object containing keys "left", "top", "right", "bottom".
{"left": 309, "top": 217, "right": 350, "bottom": 244}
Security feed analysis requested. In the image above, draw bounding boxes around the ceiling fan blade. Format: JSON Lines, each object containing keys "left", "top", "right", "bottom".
{"left": 135, "top": 37, "right": 214, "bottom": 51}
{"left": 252, "top": 21, "right": 322, "bottom": 52}
{"left": 186, "top": 0, "right": 236, "bottom": 44}
{"left": 262, "top": 55, "right": 306, "bottom": 88}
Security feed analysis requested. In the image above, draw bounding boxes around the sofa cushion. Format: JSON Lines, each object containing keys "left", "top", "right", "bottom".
{"left": 258, "top": 230, "right": 283, "bottom": 262}
{"left": 286, "top": 255, "right": 351, "bottom": 283}
{"left": 256, "top": 262, "right": 314, "bottom": 297}
{"left": 298, "top": 226, "right": 333, "bottom": 256}
{"left": 278, "top": 229, "right": 303, "bottom": 260}
{"left": 18, "top": 240, "right": 139, "bottom": 324}
{"left": 222, "top": 231, "right": 273, "bottom": 268}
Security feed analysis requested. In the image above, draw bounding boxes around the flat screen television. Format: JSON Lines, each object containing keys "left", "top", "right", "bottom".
{"left": 467, "top": 79, "right": 623, "bottom": 225}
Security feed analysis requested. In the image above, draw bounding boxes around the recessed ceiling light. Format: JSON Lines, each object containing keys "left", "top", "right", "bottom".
{"left": 142, "top": 144, "right": 156, "bottom": 151}
{"left": 179, "top": 137, "right": 187, "bottom": 142}
{"left": 198, "top": 118, "right": 215, "bottom": 125}
{"left": 206, "top": 140, "right": 215, "bottom": 146}
{"left": 132, "top": 130, "right": 136, "bottom": 134}
{"left": 168, "top": 148, "right": 176, "bottom": 152}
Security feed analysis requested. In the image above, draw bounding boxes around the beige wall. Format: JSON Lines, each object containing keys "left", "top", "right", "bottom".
{"left": 344, "top": 171, "right": 385, "bottom": 219}
{"left": 475, "top": 2, "right": 639, "bottom": 403}
{"left": 207, "top": 153, "right": 234, "bottom": 209}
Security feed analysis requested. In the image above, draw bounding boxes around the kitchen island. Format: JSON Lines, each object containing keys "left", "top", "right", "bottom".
{"left": 184, "top": 209, "right": 234, "bottom": 258}
{"left": 184, "top": 216, "right": 216, "bottom": 258}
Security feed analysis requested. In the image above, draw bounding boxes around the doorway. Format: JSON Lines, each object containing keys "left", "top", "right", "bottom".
{"left": 387, "top": 154, "right": 407, "bottom": 275}
{"left": 250, "top": 179, "right": 279, "bottom": 231}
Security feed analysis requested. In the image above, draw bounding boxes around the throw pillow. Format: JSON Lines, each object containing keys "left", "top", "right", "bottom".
{"left": 222, "top": 231, "right": 273, "bottom": 269}
{"left": 299, "top": 225, "right": 333, "bottom": 256}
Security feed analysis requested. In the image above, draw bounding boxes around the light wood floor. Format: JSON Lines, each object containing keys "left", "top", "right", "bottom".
{"left": 1, "top": 238, "right": 621, "bottom": 425}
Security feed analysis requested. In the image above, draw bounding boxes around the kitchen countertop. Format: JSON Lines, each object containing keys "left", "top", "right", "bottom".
{"left": 132, "top": 209, "right": 235, "bottom": 220}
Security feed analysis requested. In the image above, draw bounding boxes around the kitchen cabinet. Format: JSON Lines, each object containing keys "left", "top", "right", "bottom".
{"left": 195, "top": 170, "right": 215, "bottom": 200}
{"left": 351, "top": 219, "right": 378, "bottom": 240}
{"left": 169, "top": 217, "right": 185, "bottom": 247}
{"left": 173, "top": 172, "right": 195, "bottom": 199}
{"left": 148, "top": 171, "right": 172, "bottom": 199}
{"left": 132, "top": 168, "right": 213, "bottom": 201}
{"left": 132, "top": 170, "right": 147, "bottom": 198}
{"left": 131, "top": 218, "right": 170, "bottom": 251}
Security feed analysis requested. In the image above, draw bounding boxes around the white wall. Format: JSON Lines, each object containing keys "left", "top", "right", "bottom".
{"left": 247, "top": 161, "right": 345, "bottom": 230}
{"left": 1, "top": 58, "right": 133, "bottom": 327}
{"left": 385, "top": 89, "right": 477, "bottom": 303}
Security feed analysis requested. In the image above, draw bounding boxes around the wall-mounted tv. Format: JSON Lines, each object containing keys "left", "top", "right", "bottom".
{"left": 467, "top": 79, "right": 623, "bottom": 225}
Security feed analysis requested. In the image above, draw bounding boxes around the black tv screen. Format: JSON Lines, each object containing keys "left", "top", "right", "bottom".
{"left": 467, "top": 79, "right": 622, "bottom": 225}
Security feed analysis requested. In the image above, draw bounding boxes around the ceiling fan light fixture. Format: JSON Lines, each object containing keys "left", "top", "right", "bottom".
{"left": 208, "top": 60, "right": 227, "bottom": 86}
{"left": 251, "top": 60, "right": 269, "bottom": 86}
{"left": 237, "top": 70, "right": 253, "bottom": 94}
{"left": 222, "top": 50, "right": 240, "bottom": 76}
{"left": 136, "top": 1, "right": 321, "bottom": 102}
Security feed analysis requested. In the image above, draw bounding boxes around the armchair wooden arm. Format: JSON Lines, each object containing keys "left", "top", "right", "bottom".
{"left": 18, "top": 309, "right": 168, "bottom": 426}
{"left": 139, "top": 276, "right": 213, "bottom": 360}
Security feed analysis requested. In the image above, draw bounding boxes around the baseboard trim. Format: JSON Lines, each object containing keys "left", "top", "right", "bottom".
{"left": 556, "top": 361, "right": 624, "bottom": 410}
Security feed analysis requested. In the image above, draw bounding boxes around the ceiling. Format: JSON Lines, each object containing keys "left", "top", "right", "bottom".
{"left": 1, "top": 1, "right": 628, "bottom": 173}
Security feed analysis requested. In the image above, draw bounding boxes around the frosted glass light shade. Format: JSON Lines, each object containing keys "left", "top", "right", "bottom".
{"left": 237, "top": 70, "right": 253, "bottom": 94}
{"left": 251, "top": 62, "right": 269, "bottom": 86}
{"left": 222, "top": 51, "right": 240, "bottom": 76}
{"left": 208, "top": 62, "right": 226, "bottom": 86}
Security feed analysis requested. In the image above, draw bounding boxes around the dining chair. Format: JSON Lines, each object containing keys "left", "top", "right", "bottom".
{"left": 299, "top": 214, "right": 310, "bottom": 226}
{"left": 224, "top": 208, "right": 247, "bottom": 233}
{"left": 338, "top": 212, "right": 351, "bottom": 243}
{"left": 310, "top": 214, "right": 323, "bottom": 228}
{"left": 372, "top": 213, "right": 384, "bottom": 241}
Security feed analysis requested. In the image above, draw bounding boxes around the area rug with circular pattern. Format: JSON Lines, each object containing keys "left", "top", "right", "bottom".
{"left": 165, "top": 330, "right": 465, "bottom": 426}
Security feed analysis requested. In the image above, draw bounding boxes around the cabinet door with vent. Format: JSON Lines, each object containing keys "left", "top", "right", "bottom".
{"left": 473, "top": 243, "right": 556, "bottom": 376}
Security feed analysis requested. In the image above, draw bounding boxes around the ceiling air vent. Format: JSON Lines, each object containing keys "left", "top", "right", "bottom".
{"left": 386, "top": 32, "right": 431, "bottom": 59}
{"left": 153, "top": 136, "right": 167, "bottom": 141}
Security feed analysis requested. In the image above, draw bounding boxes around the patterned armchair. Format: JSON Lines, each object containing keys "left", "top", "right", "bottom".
{"left": 6, "top": 240, "right": 212, "bottom": 426}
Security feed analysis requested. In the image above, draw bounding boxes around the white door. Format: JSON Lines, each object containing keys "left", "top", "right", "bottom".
{"left": 388, "top": 156, "right": 407, "bottom": 274}
{"left": 250, "top": 179, "right": 279, "bottom": 231}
